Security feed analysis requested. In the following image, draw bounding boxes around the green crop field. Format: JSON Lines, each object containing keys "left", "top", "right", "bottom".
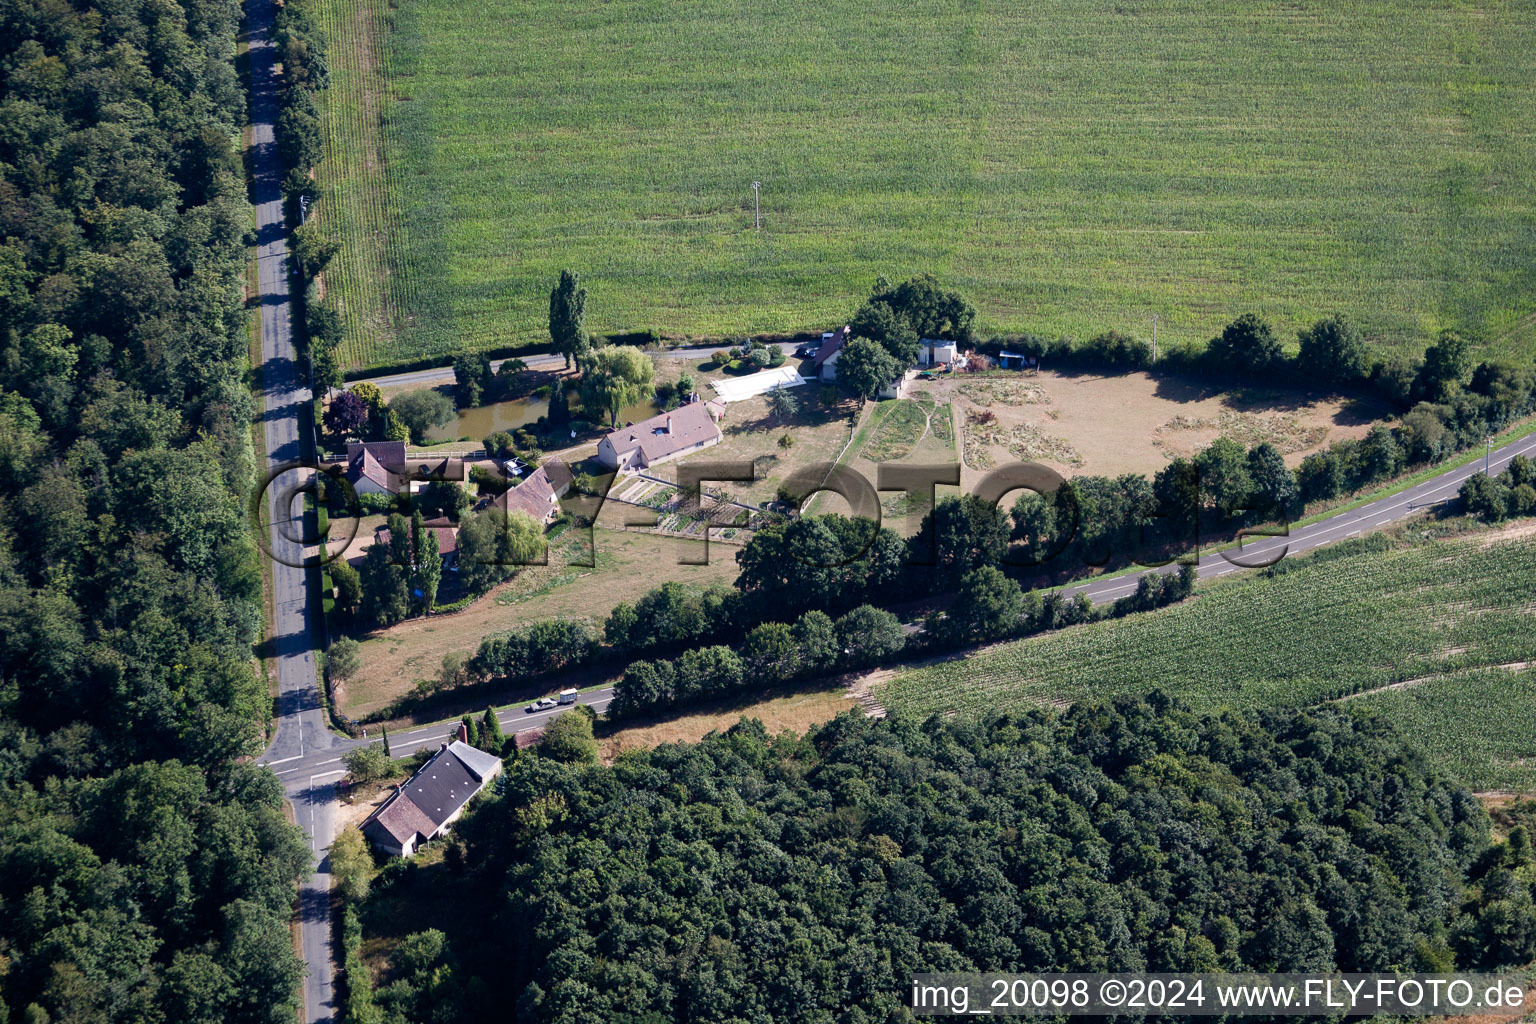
{"left": 310, "top": 0, "right": 1536, "bottom": 371}
{"left": 880, "top": 529, "right": 1536, "bottom": 790}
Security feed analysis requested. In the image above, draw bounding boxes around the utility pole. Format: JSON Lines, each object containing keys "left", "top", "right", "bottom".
{"left": 751, "top": 181, "right": 761, "bottom": 232}
{"left": 1486, "top": 436, "right": 1493, "bottom": 475}
{"left": 1151, "top": 314, "right": 1159, "bottom": 363}
{"left": 299, "top": 194, "right": 309, "bottom": 224}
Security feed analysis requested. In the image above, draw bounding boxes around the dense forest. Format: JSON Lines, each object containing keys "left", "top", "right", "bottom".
{"left": 357, "top": 698, "right": 1536, "bottom": 1023}
{"left": 0, "top": 0, "right": 310, "bottom": 1020}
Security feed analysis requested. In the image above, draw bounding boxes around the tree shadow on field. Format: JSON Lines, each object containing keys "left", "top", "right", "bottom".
{"left": 1333, "top": 396, "right": 1388, "bottom": 426}
{"left": 1148, "top": 373, "right": 1233, "bottom": 406}
{"left": 1147, "top": 370, "right": 1395, "bottom": 426}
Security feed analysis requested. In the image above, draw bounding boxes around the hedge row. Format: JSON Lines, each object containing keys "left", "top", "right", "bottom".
{"left": 609, "top": 563, "right": 1197, "bottom": 720}
{"left": 979, "top": 312, "right": 1523, "bottom": 420}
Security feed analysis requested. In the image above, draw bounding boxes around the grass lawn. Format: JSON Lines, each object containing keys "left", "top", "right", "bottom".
{"left": 337, "top": 527, "right": 740, "bottom": 720}
{"left": 597, "top": 684, "right": 856, "bottom": 763}
{"left": 879, "top": 522, "right": 1536, "bottom": 790}
{"left": 859, "top": 398, "right": 946, "bottom": 462}
{"left": 703, "top": 390, "right": 859, "bottom": 507}
{"left": 311, "top": 0, "right": 1536, "bottom": 371}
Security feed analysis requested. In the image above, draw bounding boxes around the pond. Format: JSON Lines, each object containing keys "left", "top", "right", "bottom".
{"left": 425, "top": 393, "right": 663, "bottom": 444}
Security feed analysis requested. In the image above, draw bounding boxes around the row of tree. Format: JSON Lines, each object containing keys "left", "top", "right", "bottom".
{"left": 368, "top": 697, "right": 1536, "bottom": 1022}
{"left": 987, "top": 312, "right": 1523, "bottom": 419}
{"left": 0, "top": 0, "right": 314, "bottom": 1019}
{"left": 608, "top": 605, "right": 903, "bottom": 717}
{"left": 272, "top": 0, "right": 349, "bottom": 395}
{"left": 609, "top": 562, "right": 1196, "bottom": 720}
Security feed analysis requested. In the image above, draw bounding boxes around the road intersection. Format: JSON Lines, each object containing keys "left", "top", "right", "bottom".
{"left": 246, "top": 0, "right": 340, "bottom": 1018}
{"left": 240, "top": 36, "right": 1536, "bottom": 1002}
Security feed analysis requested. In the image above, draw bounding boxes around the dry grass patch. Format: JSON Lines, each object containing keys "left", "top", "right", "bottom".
{"left": 599, "top": 685, "right": 856, "bottom": 762}
{"left": 936, "top": 370, "right": 1370, "bottom": 486}
{"left": 337, "top": 527, "right": 738, "bottom": 720}
{"left": 957, "top": 379, "right": 1051, "bottom": 407}
{"left": 962, "top": 408, "right": 1082, "bottom": 470}
{"left": 1155, "top": 409, "right": 1330, "bottom": 458}
{"left": 1478, "top": 517, "right": 1536, "bottom": 549}
{"left": 862, "top": 399, "right": 953, "bottom": 462}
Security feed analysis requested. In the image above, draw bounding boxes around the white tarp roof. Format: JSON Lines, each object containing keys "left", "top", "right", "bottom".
{"left": 708, "top": 365, "right": 806, "bottom": 403}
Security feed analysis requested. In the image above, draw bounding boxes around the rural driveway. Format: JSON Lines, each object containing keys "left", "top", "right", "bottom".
{"left": 245, "top": 0, "right": 340, "bottom": 1020}
{"left": 347, "top": 342, "right": 802, "bottom": 391}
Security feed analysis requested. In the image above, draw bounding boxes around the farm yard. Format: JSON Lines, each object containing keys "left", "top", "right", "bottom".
{"left": 308, "top": 0, "right": 1536, "bottom": 371}
{"left": 878, "top": 526, "right": 1536, "bottom": 791}
{"left": 853, "top": 370, "right": 1370, "bottom": 492}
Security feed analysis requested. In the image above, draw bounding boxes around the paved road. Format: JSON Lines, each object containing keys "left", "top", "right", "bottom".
{"left": 265, "top": 687, "right": 616, "bottom": 781}
{"left": 264, "top": 425, "right": 1536, "bottom": 785}
{"left": 348, "top": 342, "right": 804, "bottom": 391}
{"left": 1058, "top": 428, "right": 1536, "bottom": 605}
{"left": 245, "top": 1, "right": 339, "bottom": 1020}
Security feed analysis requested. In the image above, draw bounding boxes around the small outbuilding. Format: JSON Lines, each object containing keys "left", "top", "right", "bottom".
{"left": 918, "top": 338, "right": 959, "bottom": 366}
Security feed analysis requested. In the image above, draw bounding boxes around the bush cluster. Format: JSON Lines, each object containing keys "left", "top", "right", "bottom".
{"left": 469, "top": 618, "right": 596, "bottom": 683}
{"left": 608, "top": 604, "right": 905, "bottom": 718}
{"left": 611, "top": 564, "right": 1198, "bottom": 720}
{"left": 1461, "top": 455, "right": 1536, "bottom": 522}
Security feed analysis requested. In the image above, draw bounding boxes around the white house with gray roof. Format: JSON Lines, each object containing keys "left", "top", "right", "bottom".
{"left": 359, "top": 733, "right": 503, "bottom": 857}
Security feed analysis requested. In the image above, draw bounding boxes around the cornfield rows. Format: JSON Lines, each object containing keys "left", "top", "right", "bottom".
{"left": 311, "top": 0, "right": 449, "bottom": 367}
{"left": 308, "top": 0, "right": 1536, "bottom": 373}
{"left": 881, "top": 532, "right": 1536, "bottom": 789}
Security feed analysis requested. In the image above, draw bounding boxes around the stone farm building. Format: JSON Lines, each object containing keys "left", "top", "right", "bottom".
{"left": 596, "top": 401, "right": 724, "bottom": 472}
{"left": 343, "top": 440, "right": 406, "bottom": 495}
{"left": 494, "top": 456, "right": 573, "bottom": 525}
{"left": 359, "top": 736, "right": 502, "bottom": 857}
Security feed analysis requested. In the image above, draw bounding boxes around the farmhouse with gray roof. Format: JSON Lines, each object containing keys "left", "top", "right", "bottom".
{"left": 596, "top": 401, "right": 723, "bottom": 473}
{"left": 359, "top": 734, "right": 503, "bottom": 857}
